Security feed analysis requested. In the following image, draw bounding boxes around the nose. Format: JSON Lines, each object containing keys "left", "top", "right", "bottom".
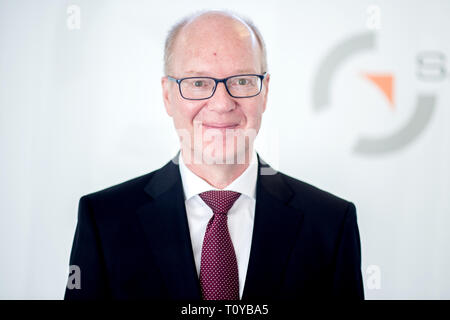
{"left": 206, "top": 81, "right": 236, "bottom": 113}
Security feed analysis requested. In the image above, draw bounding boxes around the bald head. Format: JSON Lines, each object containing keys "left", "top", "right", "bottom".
{"left": 163, "top": 10, "right": 267, "bottom": 75}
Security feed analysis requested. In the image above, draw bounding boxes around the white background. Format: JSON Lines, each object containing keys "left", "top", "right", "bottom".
{"left": 1, "top": 0, "right": 449, "bottom": 299}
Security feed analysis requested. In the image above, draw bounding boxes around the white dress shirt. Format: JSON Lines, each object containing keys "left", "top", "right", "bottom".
{"left": 178, "top": 150, "right": 258, "bottom": 299}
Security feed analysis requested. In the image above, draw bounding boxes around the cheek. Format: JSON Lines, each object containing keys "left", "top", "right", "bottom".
{"left": 243, "top": 102, "right": 264, "bottom": 127}
{"left": 172, "top": 100, "right": 204, "bottom": 126}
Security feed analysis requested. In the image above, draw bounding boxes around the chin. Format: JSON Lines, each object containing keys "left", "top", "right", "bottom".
{"left": 201, "top": 141, "right": 249, "bottom": 165}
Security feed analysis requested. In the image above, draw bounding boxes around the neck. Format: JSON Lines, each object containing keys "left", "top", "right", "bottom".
{"left": 181, "top": 149, "right": 254, "bottom": 189}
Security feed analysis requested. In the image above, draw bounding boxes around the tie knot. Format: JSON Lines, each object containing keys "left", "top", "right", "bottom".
{"left": 199, "top": 190, "right": 241, "bottom": 215}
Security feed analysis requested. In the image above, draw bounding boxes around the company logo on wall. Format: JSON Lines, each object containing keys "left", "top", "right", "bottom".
{"left": 312, "top": 32, "right": 437, "bottom": 156}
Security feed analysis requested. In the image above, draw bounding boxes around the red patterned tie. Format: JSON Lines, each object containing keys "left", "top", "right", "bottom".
{"left": 198, "top": 190, "right": 241, "bottom": 300}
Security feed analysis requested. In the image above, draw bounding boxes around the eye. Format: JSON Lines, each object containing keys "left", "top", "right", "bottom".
{"left": 238, "top": 78, "right": 248, "bottom": 85}
{"left": 194, "top": 80, "right": 204, "bottom": 87}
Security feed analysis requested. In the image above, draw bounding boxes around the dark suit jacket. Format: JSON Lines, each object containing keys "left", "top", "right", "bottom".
{"left": 64, "top": 154, "right": 364, "bottom": 300}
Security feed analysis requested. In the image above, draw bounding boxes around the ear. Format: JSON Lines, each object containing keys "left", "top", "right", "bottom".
{"left": 261, "top": 73, "right": 270, "bottom": 113}
{"left": 161, "top": 76, "right": 173, "bottom": 117}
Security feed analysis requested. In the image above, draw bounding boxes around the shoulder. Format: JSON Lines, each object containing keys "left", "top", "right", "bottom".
{"left": 82, "top": 170, "right": 154, "bottom": 204}
{"left": 280, "top": 171, "right": 351, "bottom": 209}
{"left": 267, "top": 169, "right": 357, "bottom": 225}
{"left": 78, "top": 156, "right": 179, "bottom": 215}
{"left": 78, "top": 162, "right": 169, "bottom": 219}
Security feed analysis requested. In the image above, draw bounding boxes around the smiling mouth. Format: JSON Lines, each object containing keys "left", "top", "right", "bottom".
{"left": 202, "top": 123, "right": 239, "bottom": 129}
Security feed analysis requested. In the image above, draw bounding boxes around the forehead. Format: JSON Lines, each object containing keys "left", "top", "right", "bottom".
{"left": 171, "top": 14, "right": 262, "bottom": 76}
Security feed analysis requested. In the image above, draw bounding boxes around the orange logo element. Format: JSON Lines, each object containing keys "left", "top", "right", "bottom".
{"left": 363, "top": 73, "right": 395, "bottom": 108}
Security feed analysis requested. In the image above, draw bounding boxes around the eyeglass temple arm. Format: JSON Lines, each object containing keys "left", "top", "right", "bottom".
{"left": 167, "top": 76, "right": 180, "bottom": 84}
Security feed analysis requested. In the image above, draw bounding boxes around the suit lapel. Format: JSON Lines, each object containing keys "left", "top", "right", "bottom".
{"left": 242, "top": 156, "right": 305, "bottom": 300}
{"left": 137, "top": 156, "right": 201, "bottom": 300}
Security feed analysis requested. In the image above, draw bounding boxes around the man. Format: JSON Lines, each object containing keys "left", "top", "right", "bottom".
{"left": 65, "top": 10, "right": 364, "bottom": 300}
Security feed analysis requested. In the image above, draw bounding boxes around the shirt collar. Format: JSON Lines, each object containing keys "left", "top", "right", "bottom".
{"left": 178, "top": 150, "right": 258, "bottom": 201}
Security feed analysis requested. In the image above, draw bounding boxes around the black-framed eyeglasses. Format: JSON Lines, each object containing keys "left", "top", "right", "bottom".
{"left": 167, "top": 73, "right": 267, "bottom": 100}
